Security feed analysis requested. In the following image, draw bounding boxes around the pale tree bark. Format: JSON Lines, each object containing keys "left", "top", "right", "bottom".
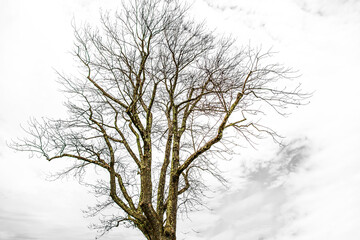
{"left": 10, "top": 0, "right": 310, "bottom": 239}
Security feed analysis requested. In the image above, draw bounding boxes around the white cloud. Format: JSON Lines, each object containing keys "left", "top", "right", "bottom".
{"left": 1, "top": 0, "right": 360, "bottom": 239}
{"left": 183, "top": 1, "right": 360, "bottom": 239}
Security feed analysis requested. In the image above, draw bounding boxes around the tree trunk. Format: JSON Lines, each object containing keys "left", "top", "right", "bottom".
{"left": 145, "top": 229, "right": 176, "bottom": 240}
{"left": 160, "top": 234, "right": 175, "bottom": 240}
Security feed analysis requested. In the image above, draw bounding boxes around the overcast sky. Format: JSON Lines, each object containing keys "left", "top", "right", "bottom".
{"left": 1, "top": 0, "right": 360, "bottom": 239}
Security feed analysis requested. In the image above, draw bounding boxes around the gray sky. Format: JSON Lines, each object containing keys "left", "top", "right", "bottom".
{"left": 1, "top": 0, "right": 360, "bottom": 239}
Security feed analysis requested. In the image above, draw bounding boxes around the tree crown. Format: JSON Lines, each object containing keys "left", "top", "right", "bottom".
{"left": 11, "top": 0, "right": 309, "bottom": 239}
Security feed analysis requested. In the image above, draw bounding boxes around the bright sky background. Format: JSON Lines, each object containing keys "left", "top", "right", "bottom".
{"left": 1, "top": 0, "right": 360, "bottom": 239}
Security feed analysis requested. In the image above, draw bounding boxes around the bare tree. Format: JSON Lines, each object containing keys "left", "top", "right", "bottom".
{"left": 11, "top": 0, "right": 309, "bottom": 239}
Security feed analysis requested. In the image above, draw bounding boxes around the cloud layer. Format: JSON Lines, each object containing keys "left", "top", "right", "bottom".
{"left": 1, "top": 0, "right": 360, "bottom": 239}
